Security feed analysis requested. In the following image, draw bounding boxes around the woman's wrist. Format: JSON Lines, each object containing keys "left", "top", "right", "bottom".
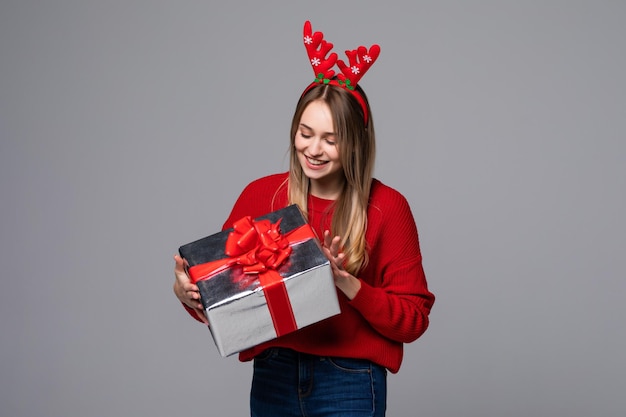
{"left": 336, "top": 274, "right": 361, "bottom": 300}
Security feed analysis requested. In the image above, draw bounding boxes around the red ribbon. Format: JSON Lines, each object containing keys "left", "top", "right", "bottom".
{"left": 188, "top": 216, "right": 315, "bottom": 337}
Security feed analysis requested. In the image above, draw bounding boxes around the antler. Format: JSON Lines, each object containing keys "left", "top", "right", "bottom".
{"left": 301, "top": 21, "right": 381, "bottom": 123}
{"left": 336, "top": 45, "right": 381, "bottom": 90}
{"left": 303, "top": 20, "right": 337, "bottom": 80}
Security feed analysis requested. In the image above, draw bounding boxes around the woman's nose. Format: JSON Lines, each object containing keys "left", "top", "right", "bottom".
{"left": 308, "top": 137, "right": 322, "bottom": 155}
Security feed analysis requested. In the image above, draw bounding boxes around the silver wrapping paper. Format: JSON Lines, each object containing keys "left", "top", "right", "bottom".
{"left": 180, "top": 205, "right": 340, "bottom": 357}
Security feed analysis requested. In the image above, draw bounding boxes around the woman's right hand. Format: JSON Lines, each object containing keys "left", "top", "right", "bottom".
{"left": 173, "top": 254, "right": 208, "bottom": 324}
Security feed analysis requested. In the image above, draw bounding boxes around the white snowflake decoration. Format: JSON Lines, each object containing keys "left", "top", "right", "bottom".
{"left": 304, "top": 36, "right": 313, "bottom": 45}
{"left": 351, "top": 66, "right": 360, "bottom": 74}
{"left": 311, "top": 57, "right": 321, "bottom": 66}
{"left": 363, "top": 55, "right": 372, "bottom": 63}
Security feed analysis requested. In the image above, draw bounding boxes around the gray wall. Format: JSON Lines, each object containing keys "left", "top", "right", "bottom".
{"left": 1, "top": 1, "right": 624, "bottom": 416}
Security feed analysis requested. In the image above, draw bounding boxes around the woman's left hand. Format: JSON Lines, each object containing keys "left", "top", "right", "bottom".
{"left": 322, "top": 230, "right": 361, "bottom": 300}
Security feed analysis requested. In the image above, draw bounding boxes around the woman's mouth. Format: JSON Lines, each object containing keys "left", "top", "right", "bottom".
{"left": 305, "top": 156, "right": 329, "bottom": 166}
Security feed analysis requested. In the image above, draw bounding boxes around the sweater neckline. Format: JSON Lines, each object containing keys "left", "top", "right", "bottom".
{"left": 308, "top": 193, "right": 335, "bottom": 214}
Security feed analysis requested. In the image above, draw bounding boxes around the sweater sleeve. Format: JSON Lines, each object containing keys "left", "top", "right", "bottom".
{"left": 222, "top": 173, "right": 289, "bottom": 230}
{"left": 348, "top": 188, "right": 435, "bottom": 343}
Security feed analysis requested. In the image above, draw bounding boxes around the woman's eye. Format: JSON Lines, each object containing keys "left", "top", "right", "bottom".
{"left": 325, "top": 138, "right": 336, "bottom": 145}
{"left": 300, "top": 132, "right": 311, "bottom": 139}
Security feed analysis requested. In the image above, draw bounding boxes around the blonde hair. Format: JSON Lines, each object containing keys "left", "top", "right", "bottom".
{"left": 288, "top": 84, "right": 375, "bottom": 275}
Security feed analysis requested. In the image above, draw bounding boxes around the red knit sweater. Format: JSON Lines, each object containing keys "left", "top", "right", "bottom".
{"left": 187, "top": 172, "right": 434, "bottom": 373}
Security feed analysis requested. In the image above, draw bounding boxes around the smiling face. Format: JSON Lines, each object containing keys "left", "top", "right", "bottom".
{"left": 294, "top": 100, "right": 346, "bottom": 199}
{"left": 294, "top": 100, "right": 345, "bottom": 199}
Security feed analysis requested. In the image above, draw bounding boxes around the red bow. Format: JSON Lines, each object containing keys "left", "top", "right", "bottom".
{"left": 225, "top": 217, "right": 292, "bottom": 275}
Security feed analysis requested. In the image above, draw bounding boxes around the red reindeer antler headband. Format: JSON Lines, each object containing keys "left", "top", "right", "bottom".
{"left": 302, "top": 20, "right": 380, "bottom": 124}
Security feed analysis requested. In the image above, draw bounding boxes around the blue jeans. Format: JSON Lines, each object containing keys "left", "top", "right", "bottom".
{"left": 250, "top": 348, "right": 387, "bottom": 417}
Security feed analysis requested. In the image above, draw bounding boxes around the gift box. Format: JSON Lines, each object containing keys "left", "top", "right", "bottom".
{"left": 179, "top": 204, "right": 340, "bottom": 357}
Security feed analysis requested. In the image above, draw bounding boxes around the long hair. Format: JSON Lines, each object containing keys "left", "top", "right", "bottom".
{"left": 288, "top": 83, "right": 376, "bottom": 274}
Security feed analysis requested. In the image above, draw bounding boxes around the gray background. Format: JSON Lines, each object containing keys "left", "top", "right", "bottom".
{"left": 1, "top": 1, "right": 624, "bottom": 416}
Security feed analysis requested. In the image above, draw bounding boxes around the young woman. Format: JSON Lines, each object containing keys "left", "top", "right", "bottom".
{"left": 173, "top": 21, "right": 434, "bottom": 417}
